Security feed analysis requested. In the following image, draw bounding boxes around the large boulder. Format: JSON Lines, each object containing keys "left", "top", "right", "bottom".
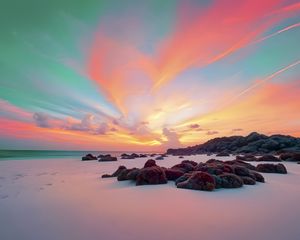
{"left": 257, "top": 155, "right": 281, "bottom": 162}
{"left": 82, "top": 154, "right": 97, "bottom": 161}
{"left": 176, "top": 171, "right": 215, "bottom": 191}
{"left": 171, "top": 162, "right": 195, "bottom": 173}
{"left": 126, "top": 168, "right": 140, "bottom": 180}
{"left": 143, "top": 159, "right": 157, "bottom": 168}
{"left": 165, "top": 168, "right": 185, "bottom": 181}
{"left": 219, "top": 173, "right": 243, "bottom": 188}
{"left": 236, "top": 154, "right": 257, "bottom": 161}
{"left": 256, "top": 163, "right": 287, "bottom": 174}
{"left": 136, "top": 166, "right": 167, "bottom": 185}
{"left": 233, "top": 166, "right": 250, "bottom": 177}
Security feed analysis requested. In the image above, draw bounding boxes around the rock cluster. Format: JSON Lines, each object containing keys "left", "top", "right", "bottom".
{"left": 82, "top": 153, "right": 117, "bottom": 161}
{"left": 121, "top": 153, "right": 148, "bottom": 159}
{"left": 82, "top": 154, "right": 97, "bottom": 161}
{"left": 101, "top": 158, "right": 287, "bottom": 191}
{"left": 167, "top": 132, "right": 300, "bottom": 155}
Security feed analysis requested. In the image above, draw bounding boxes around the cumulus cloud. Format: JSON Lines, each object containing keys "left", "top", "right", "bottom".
{"left": 94, "top": 122, "right": 108, "bottom": 135}
{"left": 206, "top": 130, "right": 219, "bottom": 135}
{"left": 162, "top": 127, "right": 181, "bottom": 148}
{"left": 33, "top": 112, "right": 52, "bottom": 128}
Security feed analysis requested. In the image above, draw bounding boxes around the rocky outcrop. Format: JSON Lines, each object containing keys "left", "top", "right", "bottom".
{"left": 167, "top": 132, "right": 300, "bottom": 155}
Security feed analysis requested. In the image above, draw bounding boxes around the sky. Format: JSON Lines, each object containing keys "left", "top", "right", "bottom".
{"left": 0, "top": 0, "right": 300, "bottom": 151}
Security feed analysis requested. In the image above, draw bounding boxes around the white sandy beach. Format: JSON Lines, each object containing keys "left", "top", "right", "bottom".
{"left": 0, "top": 154, "right": 300, "bottom": 240}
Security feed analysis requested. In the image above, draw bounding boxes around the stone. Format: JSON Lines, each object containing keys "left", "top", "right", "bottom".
{"left": 257, "top": 155, "right": 281, "bottom": 162}
{"left": 136, "top": 166, "right": 167, "bottom": 185}
{"left": 165, "top": 168, "right": 185, "bottom": 181}
{"left": 219, "top": 173, "right": 243, "bottom": 188}
{"left": 256, "top": 163, "right": 287, "bottom": 174}
{"left": 176, "top": 171, "right": 215, "bottom": 191}
{"left": 82, "top": 154, "right": 97, "bottom": 161}
{"left": 144, "top": 159, "right": 157, "bottom": 168}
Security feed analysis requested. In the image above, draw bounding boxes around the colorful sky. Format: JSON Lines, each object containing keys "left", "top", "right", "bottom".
{"left": 1, "top": 0, "right": 300, "bottom": 151}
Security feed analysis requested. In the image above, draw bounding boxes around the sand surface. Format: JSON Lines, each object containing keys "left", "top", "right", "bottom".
{"left": 0, "top": 155, "right": 300, "bottom": 240}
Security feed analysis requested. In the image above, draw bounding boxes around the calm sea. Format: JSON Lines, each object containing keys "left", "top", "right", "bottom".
{"left": 0, "top": 150, "right": 155, "bottom": 161}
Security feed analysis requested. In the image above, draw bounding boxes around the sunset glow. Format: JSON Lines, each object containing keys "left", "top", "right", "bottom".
{"left": 1, "top": 0, "right": 300, "bottom": 150}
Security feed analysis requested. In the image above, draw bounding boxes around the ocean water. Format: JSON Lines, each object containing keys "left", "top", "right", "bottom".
{"left": 0, "top": 150, "right": 155, "bottom": 160}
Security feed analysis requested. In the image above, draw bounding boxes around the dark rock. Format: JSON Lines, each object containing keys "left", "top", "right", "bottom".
{"left": 176, "top": 171, "right": 215, "bottom": 191}
{"left": 216, "top": 152, "right": 230, "bottom": 157}
{"left": 256, "top": 163, "right": 287, "bottom": 174}
{"left": 233, "top": 166, "right": 250, "bottom": 177}
{"left": 101, "top": 174, "right": 113, "bottom": 178}
{"left": 82, "top": 154, "right": 97, "bottom": 161}
{"left": 219, "top": 173, "right": 243, "bottom": 188}
{"left": 136, "top": 166, "right": 167, "bottom": 185}
{"left": 175, "top": 173, "right": 192, "bottom": 185}
{"left": 181, "top": 160, "right": 198, "bottom": 166}
{"left": 212, "top": 174, "right": 223, "bottom": 189}
{"left": 117, "top": 169, "right": 131, "bottom": 181}
{"left": 178, "top": 156, "right": 184, "bottom": 158}
{"left": 280, "top": 152, "right": 300, "bottom": 162}
{"left": 257, "top": 154, "right": 281, "bottom": 162}
{"left": 224, "top": 160, "right": 256, "bottom": 170}
{"left": 249, "top": 171, "right": 265, "bottom": 182}
{"left": 144, "top": 159, "right": 157, "bottom": 168}
{"left": 165, "top": 168, "right": 185, "bottom": 181}
{"left": 155, "top": 156, "right": 164, "bottom": 160}
{"left": 98, "top": 155, "right": 117, "bottom": 162}
{"left": 241, "top": 176, "right": 256, "bottom": 185}
{"left": 172, "top": 162, "right": 195, "bottom": 173}
{"left": 236, "top": 154, "right": 257, "bottom": 161}
{"left": 126, "top": 168, "right": 140, "bottom": 180}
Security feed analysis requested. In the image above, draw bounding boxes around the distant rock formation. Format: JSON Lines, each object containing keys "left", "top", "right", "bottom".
{"left": 167, "top": 132, "right": 300, "bottom": 155}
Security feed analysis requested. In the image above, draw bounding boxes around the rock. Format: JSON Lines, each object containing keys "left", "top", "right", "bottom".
{"left": 257, "top": 154, "right": 281, "bottom": 162}
{"left": 174, "top": 173, "right": 192, "bottom": 185}
{"left": 155, "top": 156, "right": 164, "bottom": 160}
{"left": 101, "top": 174, "right": 113, "bottom": 178}
{"left": 139, "top": 154, "right": 147, "bottom": 158}
{"left": 144, "top": 159, "right": 157, "bottom": 168}
{"left": 176, "top": 171, "right": 215, "bottom": 191}
{"left": 236, "top": 154, "right": 257, "bottom": 161}
{"left": 178, "top": 156, "right": 184, "bottom": 158}
{"left": 216, "top": 152, "right": 230, "bottom": 157}
{"left": 219, "top": 173, "right": 243, "bottom": 188}
{"left": 280, "top": 152, "right": 300, "bottom": 162}
{"left": 249, "top": 171, "right": 265, "bottom": 183}
{"left": 165, "top": 169, "right": 184, "bottom": 181}
{"left": 117, "top": 169, "right": 131, "bottom": 181}
{"left": 126, "top": 168, "right": 140, "bottom": 180}
{"left": 212, "top": 174, "right": 223, "bottom": 189}
{"left": 233, "top": 166, "right": 250, "bottom": 177}
{"left": 241, "top": 176, "right": 256, "bottom": 185}
{"left": 256, "top": 163, "right": 287, "bottom": 174}
{"left": 82, "top": 154, "right": 97, "bottom": 161}
{"left": 98, "top": 155, "right": 117, "bottom": 161}
{"left": 136, "top": 166, "right": 167, "bottom": 185}
{"left": 224, "top": 160, "right": 256, "bottom": 170}
{"left": 182, "top": 160, "right": 197, "bottom": 166}
{"left": 171, "top": 162, "right": 195, "bottom": 173}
